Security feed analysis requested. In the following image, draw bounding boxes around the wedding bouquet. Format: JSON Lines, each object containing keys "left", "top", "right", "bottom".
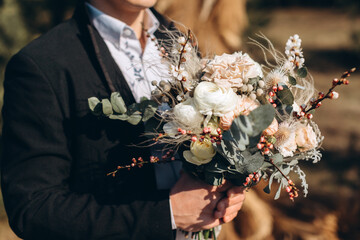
{"left": 88, "top": 30, "right": 354, "bottom": 204}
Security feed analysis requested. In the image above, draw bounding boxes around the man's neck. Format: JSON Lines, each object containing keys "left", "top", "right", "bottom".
{"left": 89, "top": 0, "right": 146, "bottom": 40}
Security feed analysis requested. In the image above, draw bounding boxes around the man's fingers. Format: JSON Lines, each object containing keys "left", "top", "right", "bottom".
{"left": 202, "top": 218, "right": 222, "bottom": 230}
{"left": 227, "top": 186, "right": 245, "bottom": 197}
{"left": 213, "top": 202, "right": 243, "bottom": 219}
{"left": 222, "top": 212, "right": 238, "bottom": 223}
{"left": 216, "top": 192, "right": 245, "bottom": 211}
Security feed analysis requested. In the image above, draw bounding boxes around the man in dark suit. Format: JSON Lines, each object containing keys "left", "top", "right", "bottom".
{"left": 1, "top": 0, "right": 245, "bottom": 239}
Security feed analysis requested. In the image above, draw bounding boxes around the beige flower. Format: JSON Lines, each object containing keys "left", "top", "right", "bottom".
{"left": 202, "top": 52, "right": 263, "bottom": 89}
{"left": 263, "top": 118, "right": 279, "bottom": 136}
{"left": 295, "top": 124, "right": 318, "bottom": 152}
{"left": 274, "top": 121, "right": 297, "bottom": 157}
{"left": 219, "top": 111, "right": 236, "bottom": 131}
{"left": 183, "top": 139, "right": 216, "bottom": 166}
{"left": 234, "top": 95, "right": 260, "bottom": 116}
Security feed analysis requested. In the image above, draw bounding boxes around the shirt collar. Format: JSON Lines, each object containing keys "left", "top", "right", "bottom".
{"left": 86, "top": 3, "right": 159, "bottom": 49}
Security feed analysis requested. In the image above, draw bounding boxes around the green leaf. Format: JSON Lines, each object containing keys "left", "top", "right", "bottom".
{"left": 88, "top": 97, "right": 100, "bottom": 111}
{"left": 297, "top": 67, "right": 308, "bottom": 78}
{"left": 213, "top": 140, "right": 240, "bottom": 165}
{"left": 110, "top": 92, "right": 127, "bottom": 114}
{"left": 127, "top": 112, "right": 142, "bottom": 125}
{"left": 204, "top": 155, "right": 229, "bottom": 173}
{"left": 288, "top": 75, "right": 297, "bottom": 85}
{"left": 142, "top": 105, "right": 157, "bottom": 122}
{"left": 140, "top": 96, "right": 149, "bottom": 102}
{"left": 204, "top": 172, "right": 224, "bottom": 186}
{"left": 247, "top": 104, "right": 276, "bottom": 136}
{"left": 101, "top": 99, "right": 113, "bottom": 116}
{"left": 127, "top": 103, "right": 140, "bottom": 115}
{"left": 274, "top": 184, "right": 282, "bottom": 200}
{"left": 234, "top": 150, "right": 264, "bottom": 174}
{"left": 109, "top": 114, "right": 129, "bottom": 121}
{"left": 276, "top": 87, "right": 294, "bottom": 105}
{"left": 271, "top": 153, "right": 283, "bottom": 166}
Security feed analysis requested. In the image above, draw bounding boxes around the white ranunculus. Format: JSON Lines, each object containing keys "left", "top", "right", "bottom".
{"left": 193, "top": 81, "right": 238, "bottom": 116}
{"left": 183, "top": 139, "right": 216, "bottom": 165}
{"left": 173, "top": 98, "right": 204, "bottom": 128}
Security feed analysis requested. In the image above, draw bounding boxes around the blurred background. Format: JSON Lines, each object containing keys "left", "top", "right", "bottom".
{"left": 0, "top": 0, "right": 359, "bottom": 239}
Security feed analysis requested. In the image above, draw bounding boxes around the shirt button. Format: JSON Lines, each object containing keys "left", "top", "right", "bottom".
{"left": 123, "top": 28, "right": 132, "bottom": 37}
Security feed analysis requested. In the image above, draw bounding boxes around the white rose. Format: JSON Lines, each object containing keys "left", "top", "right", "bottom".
{"left": 295, "top": 124, "right": 318, "bottom": 152}
{"left": 193, "top": 81, "right": 238, "bottom": 116}
{"left": 173, "top": 98, "right": 204, "bottom": 127}
{"left": 183, "top": 139, "right": 216, "bottom": 165}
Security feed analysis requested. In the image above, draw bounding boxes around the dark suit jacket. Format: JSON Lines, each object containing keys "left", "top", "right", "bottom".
{"left": 1, "top": 1, "right": 175, "bottom": 239}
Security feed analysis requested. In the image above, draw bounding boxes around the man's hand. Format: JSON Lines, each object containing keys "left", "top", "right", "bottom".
{"left": 170, "top": 172, "right": 245, "bottom": 232}
{"left": 214, "top": 185, "right": 245, "bottom": 223}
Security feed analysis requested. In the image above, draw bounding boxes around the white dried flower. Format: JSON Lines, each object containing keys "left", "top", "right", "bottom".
{"left": 265, "top": 68, "right": 288, "bottom": 89}
{"left": 170, "top": 65, "right": 189, "bottom": 81}
{"left": 274, "top": 121, "right": 297, "bottom": 157}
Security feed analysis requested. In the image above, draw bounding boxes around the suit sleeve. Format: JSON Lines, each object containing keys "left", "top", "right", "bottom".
{"left": 1, "top": 52, "right": 174, "bottom": 240}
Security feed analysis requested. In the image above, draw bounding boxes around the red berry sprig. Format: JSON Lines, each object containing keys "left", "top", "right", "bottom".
{"left": 286, "top": 180, "right": 299, "bottom": 201}
{"left": 297, "top": 68, "right": 356, "bottom": 119}
{"left": 257, "top": 135, "right": 274, "bottom": 155}
{"left": 243, "top": 172, "right": 261, "bottom": 187}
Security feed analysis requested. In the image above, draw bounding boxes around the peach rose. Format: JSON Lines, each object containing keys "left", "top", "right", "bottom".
{"left": 263, "top": 118, "right": 279, "bottom": 136}
{"left": 295, "top": 124, "right": 318, "bottom": 152}
{"left": 219, "top": 111, "right": 236, "bottom": 130}
{"left": 234, "top": 95, "right": 260, "bottom": 116}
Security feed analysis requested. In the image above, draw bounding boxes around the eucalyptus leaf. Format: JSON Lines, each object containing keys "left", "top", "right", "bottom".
{"left": 110, "top": 92, "right": 127, "bottom": 114}
{"left": 276, "top": 87, "right": 294, "bottom": 105}
{"left": 271, "top": 153, "right": 283, "bottom": 166}
{"left": 101, "top": 99, "right": 113, "bottom": 116}
{"left": 204, "top": 172, "right": 224, "bottom": 186}
{"left": 109, "top": 114, "right": 129, "bottom": 121}
{"left": 127, "top": 112, "right": 142, "bottom": 125}
{"left": 127, "top": 103, "right": 140, "bottom": 115}
{"left": 214, "top": 140, "right": 238, "bottom": 165}
{"left": 274, "top": 184, "right": 282, "bottom": 200}
{"left": 142, "top": 105, "right": 157, "bottom": 122}
{"left": 288, "top": 76, "right": 297, "bottom": 85}
{"left": 90, "top": 102, "right": 103, "bottom": 116}
{"left": 88, "top": 97, "right": 100, "bottom": 111}
{"left": 204, "top": 155, "right": 229, "bottom": 173}
{"left": 247, "top": 104, "right": 276, "bottom": 136}
{"left": 140, "top": 96, "right": 149, "bottom": 102}
{"left": 297, "top": 67, "right": 308, "bottom": 78}
{"left": 234, "top": 151, "right": 264, "bottom": 174}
